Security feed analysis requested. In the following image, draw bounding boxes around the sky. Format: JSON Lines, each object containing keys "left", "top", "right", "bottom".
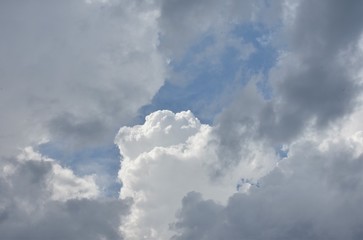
{"left": 1, "top": 0, "right": 363, "bottom": 239}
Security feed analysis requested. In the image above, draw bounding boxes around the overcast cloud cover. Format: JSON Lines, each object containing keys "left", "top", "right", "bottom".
{"left": 1, "top": 0, "right": 363, "bottom": 239}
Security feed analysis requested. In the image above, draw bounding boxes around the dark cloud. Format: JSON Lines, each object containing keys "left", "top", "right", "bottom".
{"left": 213, "top": 0, "right": 363, "bottom": 173}
{"left": 291, "top": 0, "right": 363, "bottom": 56}
{"left": 47, "top": 113, "right": 107, "bottom": 148}
{"left": 171, "top": 137, "right": 363, "bottom": 240}
{"left": 170, "top": 191, "right": 223, "bottom": 240}
{"left": 169, "top": 2, "right": 363, "bottom": 239}
{"left": 270, "top": 0, "right": 363, "bottom": 138}
{"left": 0, "top": 155, "right": 131, "bottom": 240}
{"left": 0, "top": 198, "right": 131, "bottom": 240}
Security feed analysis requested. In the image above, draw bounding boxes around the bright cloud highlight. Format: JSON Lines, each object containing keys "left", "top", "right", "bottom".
{"left": 1, "top": 0, "right": 363, "bottom": 239}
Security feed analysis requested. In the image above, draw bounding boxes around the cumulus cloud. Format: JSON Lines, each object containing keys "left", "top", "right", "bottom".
{"left": 113, "top": 1, "right": 363, "bottom": 239}
{"left": 115, "top": 108, "right": 363, "bottom": 239}
{"left": 167, "top": 1, "right": 363, "bottom": 239}
{"left": 115, "top": 110, "right": 278, "bottom": 239}
{"left": 171, "top": 129, "right": 363, "bottom": 240}
{"left": 0, "top": 147, "right": 131, "bottom": 240}
{"left": 0, "top": 1, "right": 166, "bottom": 237}
{"left": 115, "top": 110, "right": 215, "bottom": 239}
{"left": 3, "top": 0, "right": 363, "bottom": 239}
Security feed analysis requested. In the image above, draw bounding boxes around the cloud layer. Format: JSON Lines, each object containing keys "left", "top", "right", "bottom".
{"left": 2, "top": 0, "right": 363, "bottom": 239}
{"left": 114, "top": 0, "right": 363, "bottom": 239}
{"left": 0, "top": 0, "right": 166, "bottom": 155}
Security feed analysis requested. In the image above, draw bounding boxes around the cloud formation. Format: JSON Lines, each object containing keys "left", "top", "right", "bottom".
{"left": 115, "top": 110, "right": 278, "bottom": 239}
{"left": 0, "top": 1, "right": 166, "bottom": 237}
{"left": 213, "top": 0, "right": 363, "bottom": 172}
{"left": 114, "top": 1, "right": 363, "bottom": 239}
{"left": 0, "top": 0, "right": 166, "bottom": 155}
{"left": 2, "top": 0, "right": 363, "bottom": 239}
{"left": 167, "top": 1, "right": 363, "bottom": 239}
{"left": 116, "top": 110, "right": 216, "bottom": 239}
{"left": 171, "top": 129, "right": 363, "bottom": 240}
{"left": 0, "top": 148, "right": 131, "bottom": 240}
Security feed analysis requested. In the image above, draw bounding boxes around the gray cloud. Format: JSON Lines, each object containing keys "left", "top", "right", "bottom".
{"left": 0, "top": 0, "right": 166, "bottom": 156}
{"left": 0, "top": 152, "right": 131, "bottom": 240}
{"left": 47, "top": 113, "right": 107, "bottom": 149}
{"left": 2, "top": 0, "right": 363, "bottom": 239}
{"left": 115, "top": 109, "right": 277, "bottom": 239}
{"left": 213, "top": 0, "right": 363, "bottom": 173}
{"left": 171, "top": 136, "right": 363, "bottom": 240}
{"left": 272, "top": 1, "right": 363, "bottom": 137}
{"left": 0, "top": 1, "right": 170, "bottom": 237}
{"left": 158, "top": 0, "right": 278, "bottom": 59}
{"left": 0, "top": 198, "right": 131, "bottom": 240}
{"left": 269, "top": 0, "right": 363, "bottom": 138}
{"left": 165, "top": 1, "right": 363, "bottom": 239}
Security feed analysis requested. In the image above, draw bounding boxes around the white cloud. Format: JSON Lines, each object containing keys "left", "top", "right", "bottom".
{"left": 116, "top": 110, "right": 202, "bottom": 159}
{"left": 115, "top": 110, "right": 278, "bottom": 239}
{"left": 115, "top": 110, "right": 216, "bottom": 239}
{"left": 2, "top": 0, "right": 363, "bottom": 239}
{"left": 114, "top": 1, "right": 363, "bottom": 239}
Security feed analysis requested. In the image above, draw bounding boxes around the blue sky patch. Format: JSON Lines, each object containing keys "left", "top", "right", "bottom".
{"left": 139, "top": 23, "right": 278, "bottom": 123}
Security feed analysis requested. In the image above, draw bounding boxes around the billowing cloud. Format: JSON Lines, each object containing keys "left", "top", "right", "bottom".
{"left": 171, "top": 128, "right": 363, "bottom": 240}
{"left": 0, "top": 1, "right": 167, "bottom": 237}
{"left": 0, "top": 147, "right": 131, "bottom": 239}
{"left": 115, "top": 110, "right": 278, "bottom": 239}
{"left": 2, "top": 0, "right": 363, "bottom": 239}
{"left": 115, "top": 110, "right": 217, "bottom": 239}
{"left": 265, "top": 0, "right": 363, "bottom": 141}
{"left": 114, "top": 1, "right": 363, "bottom": 239}
{"left": 168, "top": 1, "right": 363, "bottom": 239}
{"left": 213, "top": 0, "right": 363, "bottom": 172}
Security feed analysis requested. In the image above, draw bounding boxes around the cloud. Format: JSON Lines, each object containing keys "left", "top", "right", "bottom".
{"left": 2, "top": 0, "right": 363, "bottom": 239}
{"left": 213, "top": 0, "right": 363, "bottom": 172}
{"left": 0, "top": 147, "right": 131, "bottom": 240}
{"left": 114, "top": 1, "right": 363, "bottom": 239}
{"left": 142, "top": 0, "right": 282, "bottom": 124}
{"left": 115, "top": 110, "right": 278, "bottom": 239}
{"left": 0, "top": 0, "right": 166, "bottom": 155}
{"left": 167, "top": 1, "right": 363, "bottom": 239}
{"left": 0, "top": 1, "right": 155, "bottom": 238}
{"left": 115, "top": 110, "right": 216, "bottom": 239}
{"left": 158, "top": 0, "right": 280, "bottom": 59}
{"left": 266, "top": 0, "right": 363, "bottom": 140}
{"left": 171, "top": 129, "right": 363, "bottom": 240}
{"left": 16, "top": 147, "right": 99, "bottom": 201}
